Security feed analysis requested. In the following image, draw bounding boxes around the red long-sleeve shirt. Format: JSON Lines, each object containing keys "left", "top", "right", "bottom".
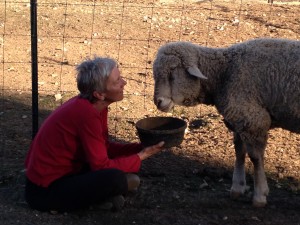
{"left": 25, "top": 96, "right": 142, "bottom": 187}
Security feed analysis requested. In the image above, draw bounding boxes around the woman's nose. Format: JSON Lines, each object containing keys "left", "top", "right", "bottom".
{"left": 122, "top": 78, "right": 127, "bottom": 86}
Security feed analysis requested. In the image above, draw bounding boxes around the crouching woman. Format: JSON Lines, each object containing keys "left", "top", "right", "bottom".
{"left": 24, "top": 56, "right": 164, "bottom": 213}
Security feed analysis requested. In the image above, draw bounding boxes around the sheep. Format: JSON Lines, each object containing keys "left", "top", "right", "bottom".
{"left": 152, "top": 38, "right": 300, "bottom": 207}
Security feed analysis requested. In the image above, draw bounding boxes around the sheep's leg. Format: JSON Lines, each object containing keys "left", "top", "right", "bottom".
{"left": 223, "top": 101, "right": 271, "bottom": 206}
{"left": 247, "top": 144, "right": 269, "bottom": 207}
{"left": 230, "top": 134, "right": 269, "bottom": 206}
{"left": 230, "top": 133, "right": 247, "bottom": 199}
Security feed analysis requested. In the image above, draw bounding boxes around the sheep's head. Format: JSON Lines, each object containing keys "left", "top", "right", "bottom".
{"left": 153, "top": 42, "right": 208, "bottom": 112}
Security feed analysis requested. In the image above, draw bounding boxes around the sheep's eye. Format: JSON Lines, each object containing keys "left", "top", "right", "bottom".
{"left": 169, "top": 69, "right": 177, "bottom": 82}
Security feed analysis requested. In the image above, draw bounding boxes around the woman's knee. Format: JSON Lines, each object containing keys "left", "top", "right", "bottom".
{"left": 97, "top": 169, "right": 128, "bottom": 193}
{"left": 107, "top": 169, "right": 127, "bottom": 185}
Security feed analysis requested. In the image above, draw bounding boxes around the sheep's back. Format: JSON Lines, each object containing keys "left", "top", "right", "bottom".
{"left": 222, "top": 38, "right": 300, "bottom": 132}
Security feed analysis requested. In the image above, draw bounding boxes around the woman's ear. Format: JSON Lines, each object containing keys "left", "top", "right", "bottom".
{"left": 93, "top": 91, "right": 105, "bottom": 101}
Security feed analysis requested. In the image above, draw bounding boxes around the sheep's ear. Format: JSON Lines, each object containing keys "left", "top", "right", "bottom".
{"left": 187, "top": 66, "right": 207, "bottom": 79}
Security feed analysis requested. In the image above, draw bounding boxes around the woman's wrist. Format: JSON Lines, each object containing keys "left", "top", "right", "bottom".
{"left": 138, "top": 151, "right": 148, "bottom": 161}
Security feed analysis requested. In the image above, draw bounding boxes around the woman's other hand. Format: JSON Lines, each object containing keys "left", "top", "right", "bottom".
{"left": 137, "top": 141, "right": 165, "bottom": 161}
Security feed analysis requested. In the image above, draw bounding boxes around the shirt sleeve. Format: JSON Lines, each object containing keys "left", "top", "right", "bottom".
{"left": 78, "top": 112, "right": 141, "bottom": 173}
{"left": 107, "top": 142, "right": 144, "bottom": 159}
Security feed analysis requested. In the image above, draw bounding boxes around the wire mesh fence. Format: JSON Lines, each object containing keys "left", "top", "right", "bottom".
{"left": 0, "top": 0, "right": 299, "bottom": 185}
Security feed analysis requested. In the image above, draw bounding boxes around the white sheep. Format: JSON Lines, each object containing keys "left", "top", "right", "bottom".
{"left": 152, "top": 38, "right": 300, "bottom": 207}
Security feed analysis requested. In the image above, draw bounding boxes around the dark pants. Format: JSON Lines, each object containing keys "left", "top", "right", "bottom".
{"left": 25, "top": 168, "right": 128, "bottom": 212}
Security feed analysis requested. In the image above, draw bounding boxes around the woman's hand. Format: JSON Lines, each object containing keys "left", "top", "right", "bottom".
{"left": 137, "top": 141, "right": 165, "bottom": 161}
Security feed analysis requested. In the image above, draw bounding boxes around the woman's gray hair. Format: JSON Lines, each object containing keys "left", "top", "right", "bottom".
{"left": 76, "top": 56, "right": 117, "bottom": 103}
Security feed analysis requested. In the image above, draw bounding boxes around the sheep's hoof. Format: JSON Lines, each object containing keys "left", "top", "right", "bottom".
{"left": 230, "top": 190, "right": 242, "bottom": 199}
{"left": 252, "top": 201, "right": 267, "bottom": 208}
{"left": 252, "top": 197, "right": 267, "bottom": 208}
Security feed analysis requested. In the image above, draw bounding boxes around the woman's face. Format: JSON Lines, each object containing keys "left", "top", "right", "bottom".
{"left": 104, "top": 66, "right": 127, "bottom": 103}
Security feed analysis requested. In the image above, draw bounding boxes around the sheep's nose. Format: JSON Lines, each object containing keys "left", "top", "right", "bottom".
{"left": 155, "top": 97, "right": 163, "bottom": 108}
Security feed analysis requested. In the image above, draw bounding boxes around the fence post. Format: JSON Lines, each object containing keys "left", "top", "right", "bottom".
{"left": 30, "top": 0, "right": 38, "bottom": 139}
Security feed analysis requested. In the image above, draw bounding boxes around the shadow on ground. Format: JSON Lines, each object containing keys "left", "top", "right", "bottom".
{"left": 0, "top": 93, "right": 299, "bottom": 225}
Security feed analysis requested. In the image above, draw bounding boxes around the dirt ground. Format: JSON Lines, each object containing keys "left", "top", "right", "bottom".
{"left": 0, "top": 0, "right": 299, "bottom": 224}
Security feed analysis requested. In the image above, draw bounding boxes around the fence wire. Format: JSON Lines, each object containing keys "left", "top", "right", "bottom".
{"left": 0, "top": 0, "right": 299, "bottom": 179}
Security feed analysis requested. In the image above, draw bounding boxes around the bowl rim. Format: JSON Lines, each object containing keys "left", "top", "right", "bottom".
{"left": 135, "top": 116, "right": 187, "bottom": 135}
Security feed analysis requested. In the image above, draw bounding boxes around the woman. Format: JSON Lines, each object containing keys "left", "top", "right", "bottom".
{"left": 25, "top": 56, "right": 164, "bottom": 212}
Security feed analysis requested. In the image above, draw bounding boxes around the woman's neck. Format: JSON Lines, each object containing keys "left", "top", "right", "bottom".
{"left": 93, "top": 100, "right": 110, "bottom": 112}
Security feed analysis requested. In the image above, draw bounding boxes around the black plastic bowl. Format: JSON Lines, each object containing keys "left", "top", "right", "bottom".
{"left": 135, "top": 117, "right": 187, "bottom": 148}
